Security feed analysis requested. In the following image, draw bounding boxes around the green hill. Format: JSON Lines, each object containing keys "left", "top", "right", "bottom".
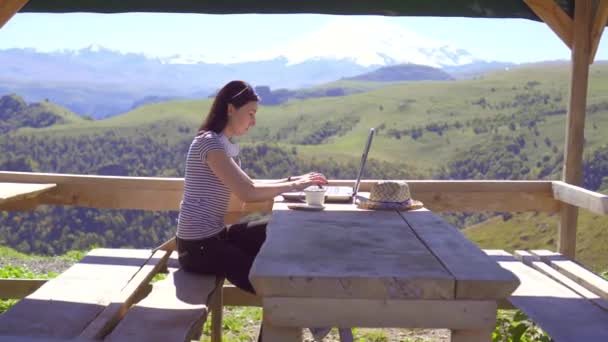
{"left": 3, "top": 61, "right": 608, "bottom": 267}
{"left": 0, "top": 94, "right": 86, "bottom": 133}
{"left": 18, "top": 62, "right": 608, "bottom": 173}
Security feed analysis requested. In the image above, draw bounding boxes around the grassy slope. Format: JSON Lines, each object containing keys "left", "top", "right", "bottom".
{"left": 18, "top": 62, "right": 608, "bottom": 170}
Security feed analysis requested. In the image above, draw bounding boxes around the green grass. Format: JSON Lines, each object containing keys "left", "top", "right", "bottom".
{"left": 0, "top": 245, "right": 87, "bottom": 264}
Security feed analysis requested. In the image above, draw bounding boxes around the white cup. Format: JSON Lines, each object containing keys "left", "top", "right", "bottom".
{"left": 304, "top": 186, "right": 326, "bottom": 206}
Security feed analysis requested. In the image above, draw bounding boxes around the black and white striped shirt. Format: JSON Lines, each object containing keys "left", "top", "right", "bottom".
{"left": 177, "top": 131, "right": 232, "bottom": 240}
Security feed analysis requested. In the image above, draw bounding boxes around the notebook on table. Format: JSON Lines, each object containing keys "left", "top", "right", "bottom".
{"left": 282, "top": 127, "right": 375, "bottom": 203}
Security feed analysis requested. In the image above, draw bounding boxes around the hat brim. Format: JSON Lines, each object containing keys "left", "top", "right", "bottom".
{"left": 355, "top": 195, "right": 424, "bottom": 211}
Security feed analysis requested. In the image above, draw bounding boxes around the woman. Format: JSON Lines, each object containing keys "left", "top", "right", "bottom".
{"left": 176, "top": 80, "right": 327, "bottom": 300}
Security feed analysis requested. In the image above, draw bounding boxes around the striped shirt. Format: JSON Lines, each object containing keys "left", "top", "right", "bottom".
{"left": 177, "top": 131, "right": 232, "bottom": 240}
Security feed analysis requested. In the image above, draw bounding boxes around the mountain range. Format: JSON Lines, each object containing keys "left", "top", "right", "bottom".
{"left": 0, "top": 19, "right": 513, "bottom": 118}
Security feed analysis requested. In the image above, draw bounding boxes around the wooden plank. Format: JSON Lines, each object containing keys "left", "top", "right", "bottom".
{"left": 485, "top": 250, "right": 608, "bottom": 342}
{"left": 0, "top": 182, "right": 56, "bottom": 206}
{"left": 0, "top": 0, "right": 28, "bottom": 29}
{"left": 560, "top": 0, "right": 594, "bottom": 259}
{"left": 0, "top": 279, "right": 45, "bottom": 299}
{"left": 399, "top": 209, "right": 519, "bottom": 300}
{"left": 524, "top": 0, "right": 574, "bottom": 48}
{"left": 530, "top": 249, "right": 608, "bottom": 300}
{"left": 105, "top": 254, "right": 219, "bottom": 342}
{"left": 0, "top": 248, "right": 152, "bottom": 339}
{"left": 0, "top": 172, "right": 557, "bottom": 212}
{"left": 0, "top": 172, "right": 272, "bottom": 216}
{"left": 251, "top": 205, "right": 454, "bottom": 300}
{"left": 552, "top": 181, "right": 608, "bottom": 215}
{"left": 262, "top": 323, "right": 301, "bottom": 342}
{"left": 514, "top": 250, "right": 608, "bottom": 311}
{"left": 326, "top": 179, "right": 554, "bottom": 193}
{"left": 451, "top": 328, "right": 494, "bottom": 342}
{"left": 223, "top": 285, "right": 262, "bottom": 307}
{"left": 263, "top": 297, "right": 497, "bottom": 330}
{"left": 590, "top": 0, "right": 608, "bottom": 63}
{"left": 79, "top": 249, "right": 171, "bottom": 339}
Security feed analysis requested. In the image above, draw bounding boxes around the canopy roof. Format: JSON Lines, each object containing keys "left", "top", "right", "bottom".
{"left": 20, "top": 0, "right": 574, "bottom": 21}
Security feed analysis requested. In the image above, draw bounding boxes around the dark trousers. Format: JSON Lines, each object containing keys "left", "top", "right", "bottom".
{"left": 176, "top": 218, "right": 268, "bottom": 341}
{"left": 177, "top": 218, "right": 268, "bottom": 294}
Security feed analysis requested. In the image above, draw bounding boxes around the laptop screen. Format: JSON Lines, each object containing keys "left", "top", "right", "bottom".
{"left": 352, "top": 128, "right": 375, "bottom": 197}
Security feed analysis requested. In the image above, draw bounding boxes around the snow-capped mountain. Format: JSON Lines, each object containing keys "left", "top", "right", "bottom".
{"left": 161, "top": 17, "right": 478, "bottom": 68}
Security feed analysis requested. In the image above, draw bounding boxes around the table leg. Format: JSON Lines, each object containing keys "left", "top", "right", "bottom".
{"left": 262, "top": 323, "right": 302, "bottom": 342}
{"left": 451, "top": 328, "right": 494, "bottom": 342}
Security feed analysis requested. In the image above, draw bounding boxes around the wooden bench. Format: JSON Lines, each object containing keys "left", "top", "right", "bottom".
{"left": 485, "top": 249, "right": 608, "bottom": 341}
{"left": 0, "top": 248, "right": 222, "bottom": 342}
{"left": 103, "top": 253, "right": 221, "bottom": 342}
{"left": 0, "top": 248, "right": 161, "bottom": 339}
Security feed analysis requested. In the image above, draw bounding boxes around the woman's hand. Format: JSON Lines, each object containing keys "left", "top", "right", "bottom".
{"left": 293, "top": 172, "right": 328, "bottom": 191}
{"left": 290, "top": 172, "right": 323, "bottom": 182}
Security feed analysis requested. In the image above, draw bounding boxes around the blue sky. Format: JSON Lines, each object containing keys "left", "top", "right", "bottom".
{"left": 2, "top": 13, "right": 607, "bottom": 64}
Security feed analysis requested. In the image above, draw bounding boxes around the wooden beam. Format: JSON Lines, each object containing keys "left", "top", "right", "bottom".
{"left": 590, "top": 0, "right": 608, "bottom": 63}
{"left": 263, "top": 297, "right": 497, "bottom": 329}
{"left": 0, "top": 279, "right": 45, "bottom": 299}
{"left": 524, "top": 0, "right": 574, "bottom": 49}
{"left": 530, "top": 249, "right": 608, "bottom": 300}
{"left": 0, "top": 172, "right": 273, "bottom": 217}
{"left": 0, "top": 0, "right": 28, "bottom": 29}
{"left": 222, "top": 285, "right": 262, "bottom": 307}
{"left": 0, "top": 172, "right": 564, "bottom": 213}
{"left": 559, "top": 0, "right": 594, "bottom": 259}
{"left": 552, "top": 181, "right": 608, "bottom": 215}
{"left": 514, "top": 250, "right": 608, "bottom": 311}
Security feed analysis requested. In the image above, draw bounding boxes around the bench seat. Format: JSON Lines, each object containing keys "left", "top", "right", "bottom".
{"left": 485, "top": 249, "right": 608, "bottom": 342}
{"left": 0, "top": 249, "right": 221, "bottom": 342}
{"left": 104, "top": 253, "right": 220, "bottom": 342}
{"left": 0, "top": 248, "right": 157, "bottom": 339}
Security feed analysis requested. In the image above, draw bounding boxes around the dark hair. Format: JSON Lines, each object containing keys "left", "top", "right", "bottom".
{"left": 199, "top": 80, "right": 260, "bottom": 134}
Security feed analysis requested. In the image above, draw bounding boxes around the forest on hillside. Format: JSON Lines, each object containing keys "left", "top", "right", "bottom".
{"left": 0, "top": 132, "right": 419, "bottom": 254}
{"left": 1, "top": 128, "right": 608, "bottom": 255}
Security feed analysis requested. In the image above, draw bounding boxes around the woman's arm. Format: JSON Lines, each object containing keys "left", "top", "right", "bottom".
{"left": 206, "top": 150, "right": 326, "bottom": 202}
{"left": 254, "top": 173, "right": 322, "bottom": 184}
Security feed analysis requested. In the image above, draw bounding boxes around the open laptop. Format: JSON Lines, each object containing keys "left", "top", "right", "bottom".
{"left": 282, "top": 127, "right": 375, "bottom": 203}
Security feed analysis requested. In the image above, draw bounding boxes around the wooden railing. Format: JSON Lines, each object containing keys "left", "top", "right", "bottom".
{"left": 1, "top": 171, "right": 607, "bottom": 302}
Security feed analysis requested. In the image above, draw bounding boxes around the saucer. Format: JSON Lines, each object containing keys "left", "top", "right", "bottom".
{"left": 287, "top": 203, "right": 326, "bottom": 211}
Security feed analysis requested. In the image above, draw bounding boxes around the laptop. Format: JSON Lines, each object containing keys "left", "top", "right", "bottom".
{"left": 282, "top": 127, "right": 375, "bottom": 203}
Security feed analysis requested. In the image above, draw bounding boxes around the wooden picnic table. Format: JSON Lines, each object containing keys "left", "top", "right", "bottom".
{"left": 250, "top": 201, "right": 520, "bottom": 342}
{"left": 0, "top": 182, "right": 56, "bottom": 208}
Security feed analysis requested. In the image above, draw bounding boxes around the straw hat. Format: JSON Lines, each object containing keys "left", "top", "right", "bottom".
{"left": 356, "top": 181, "right": 423, "bottom": 211}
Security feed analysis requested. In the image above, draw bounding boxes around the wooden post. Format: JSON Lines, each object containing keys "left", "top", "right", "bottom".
{"left": 559, "top": 0, "right": 593, "bottom": 259}
{"left": 0, "top": 0, "right": 28, "bottom": 29}
{"left": 210, "top": 278, "right": 224, "bottom": 342}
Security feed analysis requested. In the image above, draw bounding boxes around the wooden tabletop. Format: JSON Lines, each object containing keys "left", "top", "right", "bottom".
{"left": 0, "top": 182, "right": 57, "bottom": 205}
{"left": 250, "top": 202, "right": 519, "bottom": 301}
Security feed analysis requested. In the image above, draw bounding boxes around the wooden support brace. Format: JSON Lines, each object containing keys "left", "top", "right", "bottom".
{"left": 524, "top": 0, "right": 574, "bottom": 49}
{"left": 0, "top": 0, "right": 28, "bottom": 29}
{"left": 590, "top": 0, "right": 608, "bottom": 63}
